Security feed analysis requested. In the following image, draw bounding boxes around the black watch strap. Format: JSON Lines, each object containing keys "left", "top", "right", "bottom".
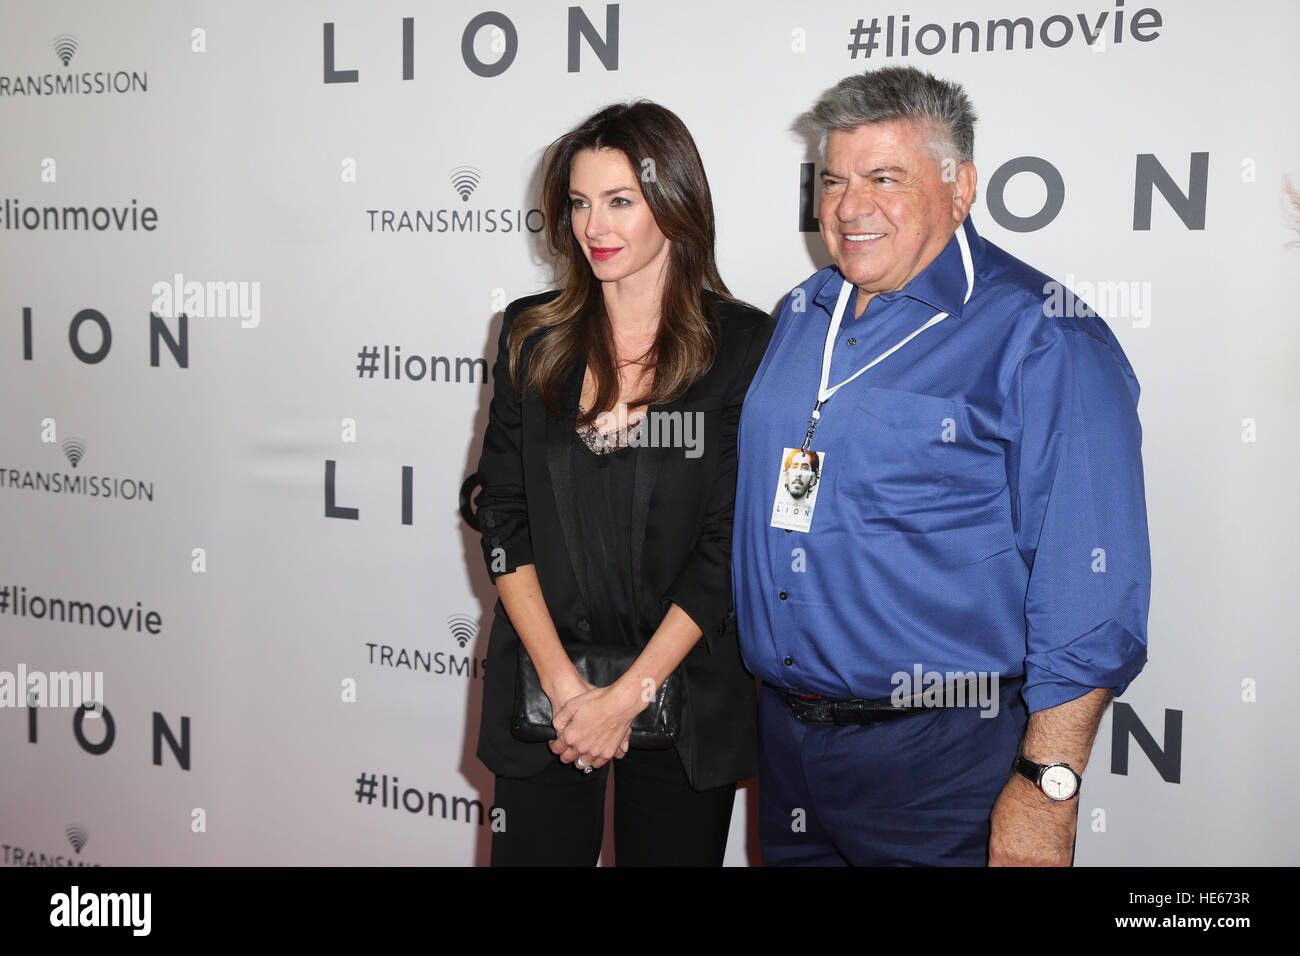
{"left": 1013, "top": 754, "right": 1042, "bottom": 786}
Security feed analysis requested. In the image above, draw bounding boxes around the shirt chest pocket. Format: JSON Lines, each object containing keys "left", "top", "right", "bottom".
{"left": 832, "top": 387, "right": 955, "bottom": 520}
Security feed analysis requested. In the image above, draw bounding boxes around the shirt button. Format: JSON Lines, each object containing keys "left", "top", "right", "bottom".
{"left": 576, "top": 618, "right": 590, "bottom": 631}
{"left": 847, "top": 337, "right": 857, "bottom": 346}
{"left": 489, "top": 536, "right": 501, "bottom": 546}
{"left": 778, "top": 591, "right": 788, "bottom": 600}
{"left": 783, "top": 656, "right": 794, "bottom": 666}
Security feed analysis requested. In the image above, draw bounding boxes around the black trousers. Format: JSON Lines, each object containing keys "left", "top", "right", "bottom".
{"left": 490, "top": 746, "right": 737, "bottom": 866}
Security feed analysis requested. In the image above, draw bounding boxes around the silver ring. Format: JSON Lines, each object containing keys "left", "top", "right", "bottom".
{"left": 575, "top": 757, "right": 594, "bottom": 774}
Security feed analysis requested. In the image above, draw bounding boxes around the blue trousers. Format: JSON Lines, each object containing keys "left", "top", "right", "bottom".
{"left": 758, "top": 678, "right": 1028, "bottom": 866}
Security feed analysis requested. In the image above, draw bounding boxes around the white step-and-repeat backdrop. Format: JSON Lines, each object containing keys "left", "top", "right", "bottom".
{"left": 2, "top": 0, "right": 1296, "bottom": 866}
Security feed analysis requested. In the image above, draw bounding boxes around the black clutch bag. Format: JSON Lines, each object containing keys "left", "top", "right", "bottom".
{"left": 512, "top": 644, "right": 683, "bottom": 750}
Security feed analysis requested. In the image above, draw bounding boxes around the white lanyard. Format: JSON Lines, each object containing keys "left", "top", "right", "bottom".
{"left": 801, "top": 223, "right": 975, "bottom": 450}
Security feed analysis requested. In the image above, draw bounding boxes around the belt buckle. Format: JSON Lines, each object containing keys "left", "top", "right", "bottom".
{"left": 784, "top": 690, "right": 821, "bottom": 722}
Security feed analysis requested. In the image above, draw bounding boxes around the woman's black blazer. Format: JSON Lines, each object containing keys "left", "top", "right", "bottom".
{"left": 474, "top": 290, "right": 774, "bottom": 791}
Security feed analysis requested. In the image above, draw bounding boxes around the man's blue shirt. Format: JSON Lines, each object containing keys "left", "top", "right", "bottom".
{"left": 733, "top": 216, "right": 1150, "bottom": 712}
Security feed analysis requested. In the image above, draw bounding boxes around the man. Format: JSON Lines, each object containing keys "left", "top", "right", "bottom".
{"left": 782, "top": 449, "right": 819, "bottom": 500}
{"left": 771, "top": 448, "right": 822, "bottom": 533}
{"left": 733, "top": 66, "right": 1150, "bottom": 866}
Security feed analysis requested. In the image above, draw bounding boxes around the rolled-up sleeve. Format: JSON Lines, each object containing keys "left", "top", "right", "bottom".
{"left": 475, "top": 303, "right": 535, "bottom": 580}
{"left": 1007, "top": 323, "right": 1151, "bottom": 713}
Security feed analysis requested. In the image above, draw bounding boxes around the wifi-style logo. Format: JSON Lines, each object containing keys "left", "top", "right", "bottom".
{"left": 53, "top": 34, "right": 78, "bottom": 67}
{"left": 62, "top": 437, "right": 86, "bottom": 468}
{"left": 449, "top": 166, "right": 481, "bottom": 203}
{"left": 447, "top": 614, "right": 478, "bottom": 648}
{"left": 65, "top": 823, "right": 88, "bottom": 854}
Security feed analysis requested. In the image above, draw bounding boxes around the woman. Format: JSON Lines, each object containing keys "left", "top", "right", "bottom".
{"left": 474, "top": 101, "right": 773, "bottom": 866}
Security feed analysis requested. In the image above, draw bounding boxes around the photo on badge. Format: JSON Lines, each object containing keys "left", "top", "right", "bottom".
{"left": 770, "top": 447, "right": 825, "bottom": 533}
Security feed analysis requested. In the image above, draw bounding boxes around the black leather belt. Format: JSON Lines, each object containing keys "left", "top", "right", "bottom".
{"left": 778, "top": 687, "right": 923, "bottom": 725}
{"left": 773, "top": 676, "right": 1020, "bottom": 725}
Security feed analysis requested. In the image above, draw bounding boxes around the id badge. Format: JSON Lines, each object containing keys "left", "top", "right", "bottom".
{"left": 770, "top": 446, "right": 826, "bottom": 533}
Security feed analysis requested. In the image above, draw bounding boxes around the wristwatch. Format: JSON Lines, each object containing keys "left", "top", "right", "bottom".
{"left": 1013, "top": 754, "right": 1082, "bottom": 801}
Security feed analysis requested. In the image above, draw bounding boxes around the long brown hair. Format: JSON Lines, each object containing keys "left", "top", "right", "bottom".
{"left": 508, "top": 101, "right": 734, "bottom": 424}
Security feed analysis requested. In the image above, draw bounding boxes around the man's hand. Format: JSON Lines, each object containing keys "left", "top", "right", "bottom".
{"left": 988, "top": 773, "right": 1077, "bottom": 866}
{"left": 989, "top": 687, "right": 1110, "bottom": 866}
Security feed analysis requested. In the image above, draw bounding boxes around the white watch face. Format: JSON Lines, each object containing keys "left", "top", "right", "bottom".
{"left": 1039, "top": 764, "right": 1078, "bottom": 800}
